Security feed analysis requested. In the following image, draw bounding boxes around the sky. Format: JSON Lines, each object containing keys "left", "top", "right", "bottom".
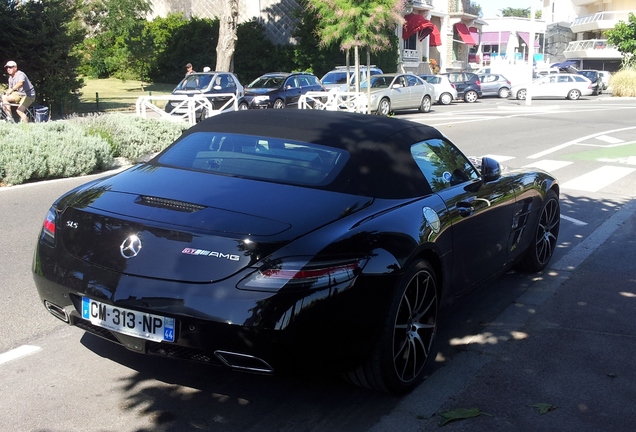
{"left": 479, "top": 0, "right": 536, "bottom": 18}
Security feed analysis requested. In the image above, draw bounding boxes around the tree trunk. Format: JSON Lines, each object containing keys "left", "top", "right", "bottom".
{"left": 215, "top": 0, "right": 239, "bottom": 72}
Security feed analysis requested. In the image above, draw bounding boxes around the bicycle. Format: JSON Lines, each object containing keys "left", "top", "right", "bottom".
{"left": 1, "top": 93, "right": 38, "bottom": 123}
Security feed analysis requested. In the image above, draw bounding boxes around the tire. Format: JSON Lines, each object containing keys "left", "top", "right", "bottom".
{"left": 272, "top": 99, "right": 285, "bottom": 109}
{"left": 498, "top": 87, "right": 510, "bottom": 98}
{"left": 517, "top": 189, "right": 560, "bottom": 273}
{"left": 516, "top": 89, "right": 527, "bottom": 100}
{"left": 238, "top": 101, "right": 249, "bottom": 110}
{"left": 439, "top": 92, "right": 452, "bottom": 105}
{"left": 419, "top": 95, "right": 432, "bottom": 113}
{"left": 567, "top": 89, "right": 581, "bottom": 100}
{"left": 345, "top": 260, "right": 438, "bottom": 394}
{"left": 464, "top": 90, "right": 478, "bottom": 103}
{"left": 376, "top": 97, "right": 391, "bottom": 116}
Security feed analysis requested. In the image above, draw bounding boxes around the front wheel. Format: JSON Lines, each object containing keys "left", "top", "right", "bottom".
{"left": 498, "top": 87, "right": 510, "bottom": 98}
{"left": 516, "top": 89, "right": 527, "bottom": 100}
{"left": 345, "top": 260, "right": 438, "bottom": 394}
{"left": 238, "top": 101, "right": 249, "bottom": 110}
{"left": 272, "top": 99, "right": 285, "bottom": 109}
{"left": 419, "top": 95, "right": 431, "bottom": 113}
{"left": 464, "top": 90, "right": 478, "bottom": 103}
{"left": 376, "top": 97, "right": 391, "bottom": 116}
{"left": 567, "top": 89, "right": 581, "bottom": 100}
{"left": 517, "top": 189, "right": 560, "bottom": 272}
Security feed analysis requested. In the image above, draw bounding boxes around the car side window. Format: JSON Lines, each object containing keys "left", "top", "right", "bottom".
{"left": 411, "top": 139, "right": 480, "bottom": 192}
{"left": 558, "top": 76, "right": 571, "bottom": 83}
{"left": 406, "top": 75, "right": 421, "bottom": 86}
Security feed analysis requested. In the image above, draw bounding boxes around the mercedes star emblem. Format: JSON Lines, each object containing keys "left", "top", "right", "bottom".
{"left": 120, "top": 235, "right": 142, "bottom": 259}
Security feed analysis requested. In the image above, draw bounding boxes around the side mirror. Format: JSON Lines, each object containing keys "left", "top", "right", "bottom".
{"left": 481, "top": 157, "right": 501, "bottom": 182}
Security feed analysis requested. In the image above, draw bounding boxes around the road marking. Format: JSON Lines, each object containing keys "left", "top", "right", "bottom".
{"left": 0, "top": 345, "right": 41, "bottom": 365}
{"left": 523, "top": 160, "right": 572, "bottom": 172}
{"left": 528, "top": 126, "right": 636, "bottom": 159}
{"left": 561, "top": 215, "right": 588, "bottom": 226}
{"left": 483, "top": 154, "right": 516, "bottom": 162}
{"left": 595, "top": 135, "right": 624, "bottom": 144}
{"left": 561, "top": 166, "right": 636, "bottom": 192}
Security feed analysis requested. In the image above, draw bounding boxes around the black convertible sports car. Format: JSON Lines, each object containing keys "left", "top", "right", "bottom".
{"left": 33, "top": 109, "right": 560, "bottom": 394}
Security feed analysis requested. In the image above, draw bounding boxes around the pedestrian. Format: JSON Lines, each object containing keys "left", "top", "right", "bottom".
{"left": 2, "top": 60, "right": 36, "bottom": 123}
{"left": 185, "top": 63, "right": 195, "bottom": 76}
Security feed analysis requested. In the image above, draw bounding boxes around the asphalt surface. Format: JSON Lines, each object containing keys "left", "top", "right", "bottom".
{"left": 368, "top": 198, "right": 636, "bottom": 431}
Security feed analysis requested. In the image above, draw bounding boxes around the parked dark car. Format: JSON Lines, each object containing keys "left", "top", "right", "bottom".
{"left": 164, "top": 72, "right": 247, "bottom": 121}
{"left": 33, "top": 109, "right": 560, "bottom": 394}
{"left": 477, "top": 73, "right": 511, "bottom": 98}
{"left": 441, "top": 72, "right": 482, "bottom": 102}
{"left": 244, "top": 72, "right": 325, "bottom": 109}
{"left": 577, "top": 70, "right": 603, "bottom": 95}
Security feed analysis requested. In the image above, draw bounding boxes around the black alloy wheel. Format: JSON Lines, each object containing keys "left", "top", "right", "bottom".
{"left": 517, "top": 189, "right": 560, "bottom": 272}
{"left": 345, "top": 260, "right": 438, "bottom": 394}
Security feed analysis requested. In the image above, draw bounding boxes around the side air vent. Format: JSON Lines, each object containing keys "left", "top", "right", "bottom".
{"left": 137, "top": 195, "right": 206, "bottom": 212}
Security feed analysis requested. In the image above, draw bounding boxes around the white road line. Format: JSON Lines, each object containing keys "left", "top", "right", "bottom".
{"left": 595, "top": 135, "right": 624, "bottom": 144}
{"left": 561, "top": 215, "right": 588, "bottom": 226}
{"left": 561, "top": 166, "right": 636, "bottom": 192}
{"left": 528, "top": 126, "right": 636, "bottom": 159}
{"left": 483, "top": 154, "right": 516, "bottom": 162}
{"left": 523, "top": 160, "right": 573, "bottom": 172}
{"left": 0, "top": 345, "right": 41, "bottom": 365}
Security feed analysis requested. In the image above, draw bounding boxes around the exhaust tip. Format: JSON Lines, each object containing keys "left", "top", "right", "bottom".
{"left": 214, "top": 350, "right": 274, "bottom": 374}
{"left": 44, "top": 301, "right": 69, "bottom": 323}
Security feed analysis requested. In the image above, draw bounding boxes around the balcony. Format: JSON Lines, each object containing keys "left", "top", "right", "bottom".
{"left": 563, "top": 39, "right": 622, "bottom": 60}
{"left": 571, "top": 0, "right": 597, "bottom": 5}
{"left": 403, "top": 49, "right": 421, "bottom": 62}
{"left": 571, "top": 11, "right": 632, "bottom": 33}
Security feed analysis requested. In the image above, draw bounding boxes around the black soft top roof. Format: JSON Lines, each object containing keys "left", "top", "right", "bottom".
{"left": 180, "top": 110, "right": 444, "bottom": 199}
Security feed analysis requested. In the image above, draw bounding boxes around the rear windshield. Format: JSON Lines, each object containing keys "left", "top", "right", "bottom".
{"left": 158, "top": 132, "right": 349, "bottom": 186}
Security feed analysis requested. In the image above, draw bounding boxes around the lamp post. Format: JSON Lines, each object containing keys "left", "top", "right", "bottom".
{"left": 525, "top": 2, "right": 536, "bottom": 106}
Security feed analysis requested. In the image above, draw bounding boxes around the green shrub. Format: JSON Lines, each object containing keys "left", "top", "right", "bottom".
{"left": 610, "top": 68, "right": 636, "bottom": 97}
{"left": 0, "top": 114, "right": 187, "bottom": 186}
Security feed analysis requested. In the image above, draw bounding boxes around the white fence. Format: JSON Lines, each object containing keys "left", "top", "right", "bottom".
{"left": 135, "top": 94, "right": 239, "bottom": 125}
{"left": 299, "top": 91, "right": 369, "bottom": 113}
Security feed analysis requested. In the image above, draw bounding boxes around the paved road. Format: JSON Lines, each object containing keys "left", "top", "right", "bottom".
{"left": 1, "top": 96, "right": 635, "bottom": 431}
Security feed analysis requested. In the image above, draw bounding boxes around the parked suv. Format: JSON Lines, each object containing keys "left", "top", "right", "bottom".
{"left": 244, "top": 72, "right": 325, "bottom": 109}
{"left": 577, "top": 70, "right": 603, "bottom": 95}
{"left": 321, "top": 66, "right": 383, "bottom": 91}
{"left": 441, "top": 72, "right": 482, "bottom": 102}
{"left": 164, "top": 72, "right": 246, "bottom": 121}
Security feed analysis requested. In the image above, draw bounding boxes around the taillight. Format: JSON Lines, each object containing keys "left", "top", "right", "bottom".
{"left": 451, "top": 83, "right": 456, "bottom": 89}
{"left": 40, "top": 208, "right": 56, "bottom": 246}
{"left": 239, "top": 258, "right": 365, "bottom": 292}
{"left": 475, "top": 80, "right": 481, "bottom": 88}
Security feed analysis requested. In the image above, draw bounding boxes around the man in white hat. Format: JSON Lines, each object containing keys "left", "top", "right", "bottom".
{"left": 3, "top": 60, "right": 36, "bottom": 123}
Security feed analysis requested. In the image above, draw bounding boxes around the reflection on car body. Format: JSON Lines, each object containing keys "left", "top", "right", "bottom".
{"left": 33, "top": 109, "right": 560, "bottom": 394}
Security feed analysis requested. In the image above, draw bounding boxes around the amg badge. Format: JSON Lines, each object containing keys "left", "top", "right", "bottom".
{"left": 182, "top": 247, "right": 240, "bottom": 261}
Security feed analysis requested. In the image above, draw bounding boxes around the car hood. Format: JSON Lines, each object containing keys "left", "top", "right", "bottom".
{"left": 57, "top": 165, "right": 373, "bottom": 283}
{"left": 244, "top": 88, "right": 275, "bottom": 96}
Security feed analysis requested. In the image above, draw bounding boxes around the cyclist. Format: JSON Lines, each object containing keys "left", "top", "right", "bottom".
{"left": 2, "top": 60, "right": 36, "bottom": 123}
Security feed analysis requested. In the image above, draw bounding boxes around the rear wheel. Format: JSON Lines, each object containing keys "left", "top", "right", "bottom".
{"left": 498, "top": 87, "right": 510, "bottom": 98}
{"left": 464, "top": 90, "right": 478, "bottom": 103}
{"left": 345, "top": 260, "right": 438, "bottom": 394}
{"left": 516, "top": 89, "right": 527, "bottom": 100}
{"left": 567, "top": 89, "right": 581, "bottom": 100}
{"left": 272, "top": 99, "right": 285, "bottom": 109}
{"left": 419, "top": 95, "right": 432, "bottom": 113}
{"left": 376, "top": 97, "right": 391, "bottom": 116}
{"left": 238, "top": 101, "right": 249, "bottom": 110}
{"left": 517, "top": 189, "right": 560, "bottom": 272}
{"left": 439, "top": 92, "right": 453, "bottom": 105}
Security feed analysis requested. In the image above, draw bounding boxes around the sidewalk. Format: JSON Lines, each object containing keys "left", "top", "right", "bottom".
{"left": 371, "top": 199, "right": 636, "bottom": 431}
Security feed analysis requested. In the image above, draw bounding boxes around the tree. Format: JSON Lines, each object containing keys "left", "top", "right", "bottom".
{"left": 215, "top": 0, "right": 239, "bottom": 71}
{"left": 0, "top": 0, "right": 85, "bottom": 115}
{"left": 306, "top": 0, "right": 404, "bottom": 111}
{"left": 606, "top": 12, "right": 636, "bottom": 68}
{"left": 500, "top": 7, "right": 530, "bottom": 18}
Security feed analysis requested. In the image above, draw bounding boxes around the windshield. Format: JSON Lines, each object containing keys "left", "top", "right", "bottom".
{"left": 175, "top": 74, "right": 213, "bottom": 91}
{"left": 247, "top": 76, "right": 285, "bottom": 89}
{"left": 158, "top": 132, "right": 349, "bottom": 187}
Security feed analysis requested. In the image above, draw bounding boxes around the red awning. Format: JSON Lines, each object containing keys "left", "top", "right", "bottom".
{"left": 403, "top": 13, "right": 435, "bottom": 41}
{"left": 481, "top": 31, "right": 510, "bottom": 45}
{"left": 454, "top": 23, "right": 476, "bottom": 46}
{"left": 518, "top": 32, "right": 541, "bottom": 48}
{"left": 429, "top": 24, "right": 441, "bottom": 46}
{"left": 469, "top": 27, "right": 480, "bottom": 45}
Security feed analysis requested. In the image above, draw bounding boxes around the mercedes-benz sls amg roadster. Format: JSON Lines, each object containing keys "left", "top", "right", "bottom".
{"left": 33, "top": 109, "right": 560, "bottom": 394}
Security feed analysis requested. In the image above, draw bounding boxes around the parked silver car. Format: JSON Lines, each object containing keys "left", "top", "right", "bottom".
{"left": 419, "top": 74, "right": 458, "bottom": 105}
{"left": 510, "top": 73, "right": 594, "bottom": 100}
{"left": 478, "top": 74, "right": 512, "bottom": 98}
{"left": 360, "top": 73, "right": 434, "bottom": 115}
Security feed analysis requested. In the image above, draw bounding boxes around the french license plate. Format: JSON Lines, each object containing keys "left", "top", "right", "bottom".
{"left": 81, "top": 297, "right": 175, "bottom": 343}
